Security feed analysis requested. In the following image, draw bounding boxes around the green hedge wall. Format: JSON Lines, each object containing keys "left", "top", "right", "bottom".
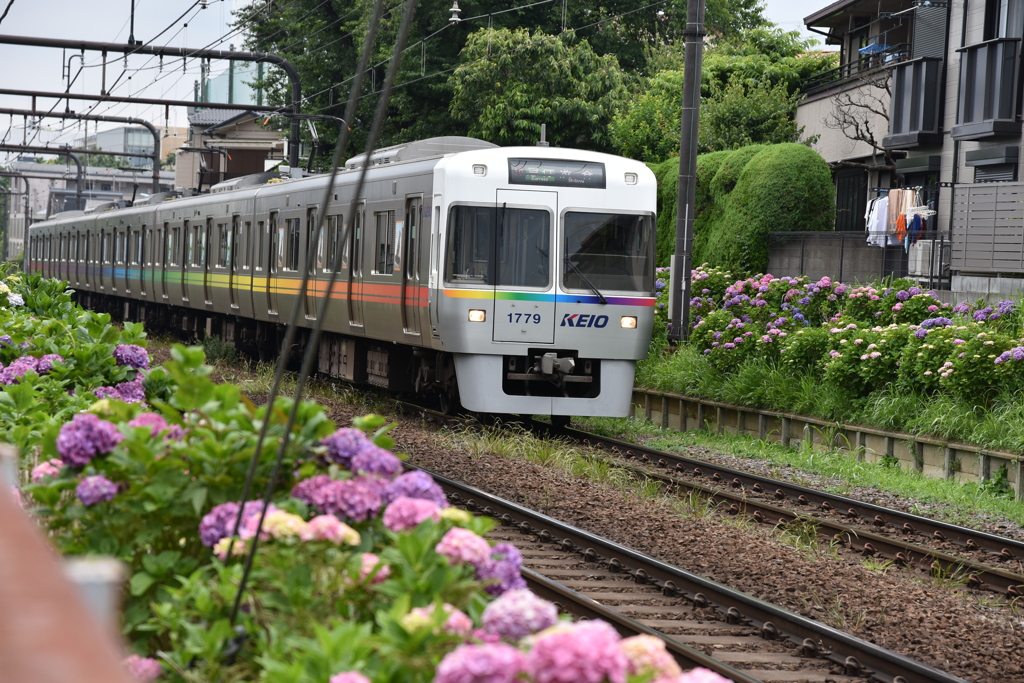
{"left": 651, "top": 143, "right": 835, "bottom": 273}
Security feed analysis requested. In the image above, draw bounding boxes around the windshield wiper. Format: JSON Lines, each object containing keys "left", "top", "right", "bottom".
{"left": 564, "top": 257, "right": 607, "bottom": 304}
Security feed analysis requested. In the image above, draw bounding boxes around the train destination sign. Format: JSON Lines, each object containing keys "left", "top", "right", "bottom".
{"left": 508, "top": 158, "right": 606, "bottom": 189}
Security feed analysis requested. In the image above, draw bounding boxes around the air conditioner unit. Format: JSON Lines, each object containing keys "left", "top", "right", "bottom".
{"left": 907, "top": 239, "right": 934, "bottom": 277}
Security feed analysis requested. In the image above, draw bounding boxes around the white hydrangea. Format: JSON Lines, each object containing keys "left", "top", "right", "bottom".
{"left": 7, "top": 293, "right": 23, "bottom": 307}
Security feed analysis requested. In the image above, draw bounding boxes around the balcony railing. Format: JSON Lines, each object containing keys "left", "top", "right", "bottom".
{"left": 951, "top": 37, "right": 1022, "bottom": 140}
{"left": 802, "top": 44, "right": 910, "bottom": 94}
{"left": 883, "top": 57, "right": 943, "bottom": 148}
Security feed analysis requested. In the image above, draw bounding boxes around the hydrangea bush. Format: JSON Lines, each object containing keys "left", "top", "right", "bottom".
{"left": 11, "top": 272, "right": 729, "bottom": 683}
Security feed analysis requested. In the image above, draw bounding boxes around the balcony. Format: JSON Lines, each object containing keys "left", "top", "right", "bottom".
{"left": 802, "top": 44, "right": 910, "bottom": 95}
{"left": 883, "top": 57, "right": 943, "bottom": 148}
{"left": 951, "top": 38, "right": 1022, "bottom": 140}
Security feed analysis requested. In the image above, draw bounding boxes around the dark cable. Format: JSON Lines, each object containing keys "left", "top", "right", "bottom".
{"left": 224, "top": 0, "right": 392, "bottom": 624}
{"left": 230, "top": 0, "right": 420, "bottom": 623}
{"left": 0, "top": 0, "right": 16, "bottom": 26}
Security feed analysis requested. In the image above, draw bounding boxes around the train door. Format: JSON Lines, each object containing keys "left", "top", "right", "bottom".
{"left": 83, "top": 231, "right": 91, "bottom": 289}
{"left": 347, "top": 202, "right": 365, "bottom": 328}
{"left": 160, "top": 223, "right": 169, "bottom": 300}
{"left": 100, "top": 228, "right": 110, "bottom": 291}
{"left": 492, "top": 189, "right": 556, "bottom": 344}
{"left": 180, "top": 220, "right": 190, "bottom": 303}
{"left": 203, "top": 218, "right": 213, "bottom": 306}
{"left": 304, "top": 207, "right": 319, "bottom": 320}
{"left": 137, "top": 227, "right": 146, "bottom": 298}
{"left": 228, "top": 215, "right": 239, "bottom": 310}
{"left": 252, "top": 219, "right": 263, "bottom": 316}
{"left": 430, "top": 205, "right": 441, "bottom": 337}
{"left": 266, "top": 211, "right": 279, "bottom": 315}
{"left": 237, "top": 220, "right": 254, "bottom": 319}
{"left": 401, "top": 196, "right": 422, "bottom": 335}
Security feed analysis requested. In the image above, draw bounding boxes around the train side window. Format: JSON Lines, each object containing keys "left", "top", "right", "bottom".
{"left": 217, "top": 222, "right": 230, "bottom": 268}
{"left": 352, "top": 208, "right": 364, "bottom": 275}
{"left": 102, "top": 231, "right": 111, "bottom": 264}
{"left": 256, "top": 220, "right": 265, "bottom": 271}
{"left": 405, "top": 199, "right": 420, "bottom": 281}
{"left": 324, "top": 215, "right": 342, "bottom": 271}
{"left": 243, "top": 222, "right": 253, "bottom": 270}
{"left": 285, "top": 216, "right": 300, "bottom": 271}
{"left": 373, "top": 210, "right": 396, "bottom": 274}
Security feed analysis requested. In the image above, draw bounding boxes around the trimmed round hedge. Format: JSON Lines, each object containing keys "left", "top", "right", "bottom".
{"left": 653, "top": 143, "right": 835, "bottom": 273}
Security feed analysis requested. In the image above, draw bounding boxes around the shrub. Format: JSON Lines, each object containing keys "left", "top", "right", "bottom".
{"left": 705, "top": 143, "right": 834, "bottom": 273}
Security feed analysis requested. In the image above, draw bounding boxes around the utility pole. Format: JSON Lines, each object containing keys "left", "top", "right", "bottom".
{"left": 668, "top": 0, "right": 706, "bottom": 343}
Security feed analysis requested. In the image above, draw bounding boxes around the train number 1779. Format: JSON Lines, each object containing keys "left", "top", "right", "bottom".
{"left": 508, "top": 313, "right": 542, "bottom": 324}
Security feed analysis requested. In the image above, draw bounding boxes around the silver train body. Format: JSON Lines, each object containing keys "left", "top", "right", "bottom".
{"left": 26, "top": 137, "right": 657, "bottom": 418}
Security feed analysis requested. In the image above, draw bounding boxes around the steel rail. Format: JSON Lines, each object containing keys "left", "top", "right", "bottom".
{"left": 521, "top": 567, "right": 760, "bottom": 683}
{"left": 553, "top": 424, "right": 1024, "bottom": 566}
{"left": 419, "top": 466, "right": 969, "bottom": 683}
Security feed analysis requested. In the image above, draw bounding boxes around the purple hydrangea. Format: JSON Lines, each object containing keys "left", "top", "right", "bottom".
{"left": 76, "top": 474, "right": 119, "bottom": 506}
{"left": 94, "top": 378, "right": 146, "bottom": 404}
{"left": 291, "top": 474, "right": 333, "bottom": 505}
{"left": 36, "top": 354, "right": 63, "bottom": 374}
{"left": 913, "top": 328, "right": 929, "bottom": 339}
{"left": 113, "top": 344, "right": 150, "bottom": 370}
{"left": 320, "top": 428, "right": 373, "bottom": 468}
{"left": 351, "top": 445, "right": 402, "bottom": 479}
{"left": 477, "top": 543, "right": 527, "bottom": 596}
{"left": 919, "top": 317, "right": 953, "bottom": 329}
{"left": 383, "top": 470, "right": 448, "bottom": 507}
{"left": 0, "top": 335, "right": 11, "bottom": 346}
{"left": 435, "top": 643, "right": 526, "bottom": 683}
{"left": 482, "top": 588, "right": 558, "bottom": 640}
{"left": 198, "top": 500, "right": 272, "bottom": 547}
{"left": 974, "top": 307, "right": 993, "bottom": 322}
{"left": 995, "top": 347, "right": 1024, "bottom": 364}
{"left": 56, "top": 413, "right": 124, "bottom": 467}
{"left": 309, "top": 479, "right": 382, "bottom": 522}
{"left": 908, "top": 287, "right": 922, "bottom": 296}
{"left": 952, "top": 302, "right": 970, "bottom": 314}
{"left": 895, "top": 290, "right": 910, "bottom": 301}
{"left": 0, "top": 356, "right": 43, "bottom": 384}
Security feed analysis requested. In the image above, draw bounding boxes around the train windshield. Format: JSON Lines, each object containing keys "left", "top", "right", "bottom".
{"left": 562, "top": 212, "right": 654, "bottom": 293}
{"left": 445, "top": 205, "right": 550, "bottom": 288}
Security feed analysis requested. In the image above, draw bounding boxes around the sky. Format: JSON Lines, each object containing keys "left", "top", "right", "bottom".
{"left": 0, "top": 0, "right": 826, "bottom": 163}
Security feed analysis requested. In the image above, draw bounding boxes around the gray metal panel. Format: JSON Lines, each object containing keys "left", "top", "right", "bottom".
{"left": 951, "top": 183, "right": 1024, "bottom": 273}
{"left": 913, "top": 6, "right": 948, "bottom": 60}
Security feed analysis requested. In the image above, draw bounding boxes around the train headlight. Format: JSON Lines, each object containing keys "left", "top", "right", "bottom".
{"left": 620, "top": 316, "right": 637, "bottom": 329}
{"left": 469, "top": 309, "right": 487, "bottom": 322}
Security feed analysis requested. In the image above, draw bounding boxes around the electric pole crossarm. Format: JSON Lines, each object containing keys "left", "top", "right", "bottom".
{"left": 0, "top": 34, "right": 303, "bottom": 168}
{"left": 0, "top": 88, "right": 281, "bottom": 113}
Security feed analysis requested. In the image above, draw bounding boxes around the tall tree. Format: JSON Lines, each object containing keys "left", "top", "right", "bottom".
{"left": 448, "top": 29, "right": 628, "bottom": 151}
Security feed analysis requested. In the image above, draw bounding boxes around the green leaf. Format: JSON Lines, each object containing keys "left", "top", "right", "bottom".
{"left": 129, "top": 571, "right": 158, "bottom": 597}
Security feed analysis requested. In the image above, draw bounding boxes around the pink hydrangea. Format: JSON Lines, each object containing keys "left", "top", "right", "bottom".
{"left": 620, "top": 635, "right": 681, "bottom": 679}
{"left": 301, "top": 514, "right": 360, "bottom": 545}
{"left": 678, "top": 668, "right": 733, "bottom": 683}
{"left": 435, "top": 643, "right": 526, "bottom": 683}
{"left": 357, "top": 552, "right": 390, "bottom": 584}
{"left": 128, "top": 413, "right": 171, "bottom": 437}
{"left": 402, "top": 603, "right": 473, "bottom": 637}
{"left": 123, "top": 654, "right": 161, "bottom": 681}
{"left": 383, "top": 496, "right": 442, "bottom": 531}
{"left": 436, "top": 527, "right": 492, "bottom": 568}
{"left": 526, "top": 620, "right": 627, "bottom": 683}
{"left": 30, "top": 458, "right": 62, "bottom": 483}
{"left": 329, "top": 673, "right": 370, "bottom": 683}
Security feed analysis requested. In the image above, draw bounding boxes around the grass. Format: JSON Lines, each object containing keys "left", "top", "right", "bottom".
{"left": 637, "top": 344, "right": 1024, "bottom": 454}
{"left": 576, "top": 415, "right": 1024, "bottom": 529}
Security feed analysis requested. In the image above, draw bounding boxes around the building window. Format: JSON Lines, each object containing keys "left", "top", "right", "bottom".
{"left": 374, "top": 210, "right": 396, "bottom": 274}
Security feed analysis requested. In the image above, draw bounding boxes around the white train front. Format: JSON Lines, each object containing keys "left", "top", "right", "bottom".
{"left": 27, "top": 137, "right": 658, "bottom": 420}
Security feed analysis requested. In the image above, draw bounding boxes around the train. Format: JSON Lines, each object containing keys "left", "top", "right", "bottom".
{"left": 25, "top": 136, "right": 657, "bottom": 422}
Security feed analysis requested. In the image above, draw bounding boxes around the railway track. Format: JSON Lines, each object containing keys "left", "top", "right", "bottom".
{"left": 527, "top": 421, "right": 1024, "bottom": 598}
{"left": 419, "top": 465, "right": 969, "bottom": 683}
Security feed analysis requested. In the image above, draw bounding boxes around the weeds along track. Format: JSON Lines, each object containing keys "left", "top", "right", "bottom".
{"left": 530, "top": 421, "right": 1024, "bottom": 598}
{"left": 420, "top": 466, "right": 969, "bottom": 683}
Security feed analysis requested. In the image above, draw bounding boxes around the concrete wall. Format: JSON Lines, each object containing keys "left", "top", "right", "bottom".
{"left": 767, "top": 232, "right": 907, "bottom": 283}
{"left": 797, "top": 80, "right": 891, "bottom": 165}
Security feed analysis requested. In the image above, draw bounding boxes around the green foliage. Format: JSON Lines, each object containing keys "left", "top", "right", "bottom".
{"left": 449, "top": 29, "right": 628, "bottom": 152}
{"left": 612, "top": 28, "right": 836, "bottom": 163}
{"left": 650, "top": 144, "right": 834, "bottom": 271}
{"left": 238, "top": 0, "right": 772, "bottom": 158}
{"left": 700, "top": 143, "right": 835, "bottom": 273}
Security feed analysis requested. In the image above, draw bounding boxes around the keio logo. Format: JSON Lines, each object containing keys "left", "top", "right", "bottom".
{"left": 560, "top": 313, "right": 609, "bottom": 328}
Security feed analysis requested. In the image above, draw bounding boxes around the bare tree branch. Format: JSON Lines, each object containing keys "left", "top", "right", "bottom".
{"left": 823, "top": 70, "right": 896, "bottom": 172}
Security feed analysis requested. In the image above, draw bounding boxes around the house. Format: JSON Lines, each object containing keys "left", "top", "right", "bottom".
{"left": 174, "top": 108, "right": 286, "bottom": 192}
{"left": 796, "top": 0, "right": 1024, "bottom": 298}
